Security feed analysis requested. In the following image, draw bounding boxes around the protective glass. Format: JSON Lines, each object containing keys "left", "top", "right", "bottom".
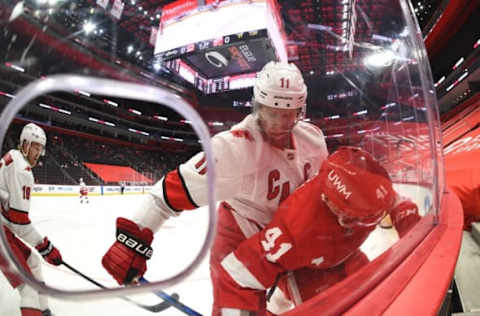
{"left": 0, "top": 0, "right": 444, "bottom": 315}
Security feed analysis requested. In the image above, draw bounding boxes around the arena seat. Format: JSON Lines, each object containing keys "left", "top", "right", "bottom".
{"left": 84, "top": 162, "right": 153, "bottom": 184}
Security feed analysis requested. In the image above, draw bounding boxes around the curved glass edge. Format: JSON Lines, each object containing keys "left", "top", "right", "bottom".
{"left": 0, "top": 74, "right": 217, "bottom": 299}
{"left": 400, "top": 0, "right": 444, "bottom": 222}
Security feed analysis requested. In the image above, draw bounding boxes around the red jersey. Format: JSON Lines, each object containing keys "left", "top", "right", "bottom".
{"left": 221, "top": 174, "right": 420, "bottom": 291}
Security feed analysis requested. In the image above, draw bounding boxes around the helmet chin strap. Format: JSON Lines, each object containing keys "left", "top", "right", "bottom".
{"left": 256, "top": 111, "right": 300, "bottom": 135}
{"left": 322, "top": 194, "right": 346, "bottom": 227}
{"left": 20, "top": 141, "right": 30, "bottom": 158}
{"left": 322, "top": 193, "right": 384, "bottom": 228}
{"left": 323, "top": 195, "right": 348, "bottom": 228}
{"left": 258, "top": 124, "right": 293, "bottom": 149}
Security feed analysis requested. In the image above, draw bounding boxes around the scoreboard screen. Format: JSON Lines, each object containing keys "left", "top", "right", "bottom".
{"left": 158, "top": 29, "right": 277, "bottom": 94}
{"left": 154, "top": 0, "right": 287, "bottom": 94}
{"left": 157, "top": 29, "right": 276, "bottom": 78}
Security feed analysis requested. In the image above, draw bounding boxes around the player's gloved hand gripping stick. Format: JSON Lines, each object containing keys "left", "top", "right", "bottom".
{"left": 102, "top": 217, "right": 153, "bottom": 284}
{"left": 36, "top": 237, "right": 62, "bottom": 265}
{"left": 102, "top": 217, "right": 202, "bottom": 315}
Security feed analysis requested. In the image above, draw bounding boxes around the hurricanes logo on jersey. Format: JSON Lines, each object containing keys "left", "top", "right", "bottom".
{"left": 327, "top": 170, "right": 351, "bottom": 199}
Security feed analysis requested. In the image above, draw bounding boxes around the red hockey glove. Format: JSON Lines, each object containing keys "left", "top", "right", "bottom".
{"left": 35, "top": 237, "right": 62, "bottom": 266}
{"left": 102, "top": 217, "right": 153, "bottom": 285}
{"left": 390, "top": 199, "right": 421, "bottom": 238}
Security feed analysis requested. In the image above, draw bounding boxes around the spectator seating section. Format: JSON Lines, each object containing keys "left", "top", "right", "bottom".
{"left": 84, "top": 162, "right": 153, "bottom": 184}
{"left": 2, "top": 121, "right": 195, "bottom": 185}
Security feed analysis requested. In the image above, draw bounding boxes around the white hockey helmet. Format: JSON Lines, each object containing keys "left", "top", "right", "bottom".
{"left": 20, "top": 123, "right": 46, "bottom": 156}
{"left": 253, "top": 61, "right": 307, "bottom": 110}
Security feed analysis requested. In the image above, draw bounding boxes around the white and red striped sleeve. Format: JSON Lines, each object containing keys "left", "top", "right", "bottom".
{"left": 0, "top": 150, "right": 43, "bottom": 247}
{"left": 133, "top": 130, "right": 257, "bottom": 232}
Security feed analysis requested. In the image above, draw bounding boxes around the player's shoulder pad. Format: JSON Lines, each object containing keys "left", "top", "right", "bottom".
{"left": 214, "top": 116, "right": 261, "bottom": 144}
{"left": 2, "top": 150, "right": 23, "bottom": 168}
{"left": 294, "top": 121, "right": 327, "bottom": 149}
{"left": 210, "top": 129, "right": 260, "bottom": 174}
{"left": 212, "top": 124, "right": 261, "bottom": 150}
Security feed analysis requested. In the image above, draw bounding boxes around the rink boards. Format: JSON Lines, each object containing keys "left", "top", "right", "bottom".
{"left": 31, "top": 182, "right": 433, "bottom": 215}
{"left": 32, "top": 184, "right": 154, "bottom": 197}
{"left": 0, "top": 182, "right": 445, "bottom": 316}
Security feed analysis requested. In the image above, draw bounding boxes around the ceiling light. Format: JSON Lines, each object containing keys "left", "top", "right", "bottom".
{"left": 153, "top": 63, "right": 161, "bottom": 71}
{"left": 9, "top": 1, "right": 24, "bottom": 22}
{"left": 83, "top": 21, "right": 96, "bottom": 34}
{"left": 364, "top": 49, "right": 395, "bottom": 67}
{"left": 452, "top": 57, "right": 464, "bottom": 70}
{"left": 474, "top": 39, "right": 480, "bottom": 49}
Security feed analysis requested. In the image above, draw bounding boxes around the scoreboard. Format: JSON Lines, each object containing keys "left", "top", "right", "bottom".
{"left": 153, "top": 0, "right": 287, "bottom": 94}
{"left": 158, "top": 29, "right": 276, "bottom": 94}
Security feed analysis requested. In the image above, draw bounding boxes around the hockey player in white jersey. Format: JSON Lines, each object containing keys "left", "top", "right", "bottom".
{"left": 102, "top": 61, "right": 329, "bottom": 315}
{"left": 0, "top": 123, "right": 62, "bottom": 316}
{"left": 79, "top": 178, "right": 89, "bottom": 204}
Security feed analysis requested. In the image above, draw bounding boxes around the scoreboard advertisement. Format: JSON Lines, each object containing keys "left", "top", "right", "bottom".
{"left": 154, "top": 0, "right": 287, "bottom": 94}
{"left": 158, "top": 29, "right": 276, "bottom": 93}
{"left": 158, "top": 29, "right": 276, "bottom": 77}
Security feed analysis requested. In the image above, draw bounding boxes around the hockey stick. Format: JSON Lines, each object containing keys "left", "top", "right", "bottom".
{"left": 140, "top": 277, "right": 203, "bottom": 316}
{"left": 61, "top": 261, "right": 178, "bottom": 313}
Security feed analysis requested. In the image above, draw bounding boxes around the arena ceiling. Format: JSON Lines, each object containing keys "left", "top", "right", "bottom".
{"left": 1, "top": 0, "right": 443, "bottom": 79}
{"left": 0, "top": 0, "right": 445, "bottom": 126}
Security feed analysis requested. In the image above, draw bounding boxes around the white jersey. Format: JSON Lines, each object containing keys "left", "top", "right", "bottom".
{"left": 134, "top": 114, "right": 328, "bottom": 232}
{"left": 0, "top": 149, "right": 43, "bottom": 247}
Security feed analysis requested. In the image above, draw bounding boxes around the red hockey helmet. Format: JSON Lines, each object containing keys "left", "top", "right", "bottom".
{"left": 319, "top": 146, "right": 396, "bottom": 227}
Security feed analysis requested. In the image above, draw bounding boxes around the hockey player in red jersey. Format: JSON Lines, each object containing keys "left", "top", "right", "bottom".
{"left": 218, "top": 146, "right": 421, "bottom": 314}
{"left": 0, "top": 123, "right": 62, "bottom": 316}
{"left": 102, "top": 61, "right": 329, "bottom": 315}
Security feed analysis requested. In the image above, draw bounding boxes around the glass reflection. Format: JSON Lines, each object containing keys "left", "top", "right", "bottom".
{"left": 0, "top": 0, "right": 442, "bottom": 315}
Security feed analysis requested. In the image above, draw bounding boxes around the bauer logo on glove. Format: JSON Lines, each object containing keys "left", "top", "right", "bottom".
{"left": 102, "top": 217, "right": 154, "bottom": 285}
{"left": 116, "top": 232, "right": 153, "bottom": 259}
